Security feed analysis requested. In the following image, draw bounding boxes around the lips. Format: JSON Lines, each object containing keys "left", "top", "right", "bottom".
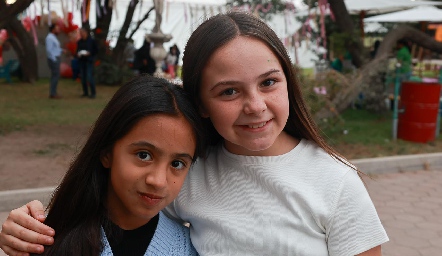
{"left": 138, "top": 192, "right": 164, "bottom": 206}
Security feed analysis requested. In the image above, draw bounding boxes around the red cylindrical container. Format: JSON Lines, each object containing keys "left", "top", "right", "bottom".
{"left": 397, "top": 82, "right": 441, "bottom": 143}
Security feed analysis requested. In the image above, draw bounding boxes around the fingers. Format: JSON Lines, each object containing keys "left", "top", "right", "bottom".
{"left": 7, "top": 207, "right": 55, "bottom": 242}
{"left": 26, "top": 200, "right": 46, "bottom": 222}
{"left": 1, "top": 244, "right": 30, "bottom": 256}
{"left": 0, "top": 203, "right": 55, "bottom": 255}
{"left": 0, "top": 240, "right": 35, "bottom": 256}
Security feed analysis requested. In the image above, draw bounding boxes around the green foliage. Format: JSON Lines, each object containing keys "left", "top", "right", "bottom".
{"left": 299, "top": 67, "right": 354, "bottom": 117}
{"left": 94, "top": 56, "right": 134, "bottom": 85}
{"left": 329, "top": 32, "right": 351, "bottom": 56}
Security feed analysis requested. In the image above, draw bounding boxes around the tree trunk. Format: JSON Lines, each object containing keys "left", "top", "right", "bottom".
{"left": 111, "top": 1, "right": 154, "bottom": 68}
{"left": 0, "top": 0, "right": 34, "bottom": 28}
{"left": 6, "top": 19, "right": 38, "bottom": 83}
{"left": 94, "top": 0, "right": 113, "bottom": 61}
{"left": 376, "top": 24, "right": 442, "bottom": 58}
{"left": 111, "top": 0, "right": 140, "bottom": 68}
{"left": 313, "top": 24, "right": 442, "bottom": 120}
{"left": 328, "top": 0, "right": 366, "bottom": 67}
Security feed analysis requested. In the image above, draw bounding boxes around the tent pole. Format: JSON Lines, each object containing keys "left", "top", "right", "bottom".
{"left": 392, "top": 64, "right": 401, "bottom": 141}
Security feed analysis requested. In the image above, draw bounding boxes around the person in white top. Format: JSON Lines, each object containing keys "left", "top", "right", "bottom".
{"left": 0, "top": 12, "right": 388, "bottom": 256}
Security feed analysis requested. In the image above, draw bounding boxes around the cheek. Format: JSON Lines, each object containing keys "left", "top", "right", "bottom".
{"left": 169, "top": 174, "right": 187, "bottom": 194}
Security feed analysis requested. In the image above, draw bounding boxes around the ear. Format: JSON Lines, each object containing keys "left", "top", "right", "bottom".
{"left": 100, "top": 151, "right": 112, "bottom": 169}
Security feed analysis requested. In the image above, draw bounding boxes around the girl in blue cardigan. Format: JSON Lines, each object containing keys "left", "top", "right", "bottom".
{"left": 3, "top": 75, "right": 202, "bottom": 256}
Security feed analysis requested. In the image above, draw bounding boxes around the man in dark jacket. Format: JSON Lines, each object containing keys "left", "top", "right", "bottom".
{"left": 133, "top": 39, "right": 156, "bottom": 75}
{"left": 77, "top": 28, "right": 98, "bottom": 98}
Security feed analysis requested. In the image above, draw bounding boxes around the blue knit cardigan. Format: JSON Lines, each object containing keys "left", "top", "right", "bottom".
{"left": 100, "top": 212, "right": 198, "bottom": 255}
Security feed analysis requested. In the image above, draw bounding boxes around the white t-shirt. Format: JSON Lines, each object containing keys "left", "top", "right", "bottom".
{"left": 164, "top": 139, "right": 388, "bottom": 255}
{"left": 166, "top": 53, "right": 177, "bottom": 65}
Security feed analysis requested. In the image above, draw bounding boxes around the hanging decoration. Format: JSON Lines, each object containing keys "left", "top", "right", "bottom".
{"left": 47, "top": 0, "right": 51, "bottom": 25}
{"left": 166, "top": 0, "right": 170, "bottom": 22}
{"left": 82, "top": 0, "right": 87, "bottom": 23}
{"left": 183, "top": 3, "right": 188, "bottom": 23}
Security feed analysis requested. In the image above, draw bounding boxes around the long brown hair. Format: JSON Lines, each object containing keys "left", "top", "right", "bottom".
{"left": 182, "top": 11, "right": 348, "bottom": 163}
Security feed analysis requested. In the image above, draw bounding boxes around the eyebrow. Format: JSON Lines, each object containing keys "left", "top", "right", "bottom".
{"left": 210, "top": 69, "right": 282, "bottom": 91}
{"left": 130, "top": 141, "right": 194, "bottom": 161}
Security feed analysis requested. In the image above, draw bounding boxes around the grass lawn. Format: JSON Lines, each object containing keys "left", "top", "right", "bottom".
{"left": 321, "top": 108, "right": 442, "bottom": 159}
{"left": 1, "top": 78, "right": 441, "bottom": 159}
{"left": 0, "top": 78, "right": 119, "bottom": 134}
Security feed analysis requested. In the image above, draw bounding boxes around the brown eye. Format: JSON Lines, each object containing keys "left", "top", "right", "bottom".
{"left": 171, "top": 160, "right": 186, "bottom": 170}
{"left": 262, "top": 79, "right": 276, "bottom": 87}
{"left": 137, "top": 151, "right": 152, "bottom": 161}
{"left": 221, "top": 88, "right": 237, "bottom": 96}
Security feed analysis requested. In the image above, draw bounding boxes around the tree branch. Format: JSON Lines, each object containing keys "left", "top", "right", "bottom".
{"left": 376, "top": 24, "right": 442, "bottom": 59}
{"left": 0, "top": 0, "right": 34, "bottom": 28}
{"left": 128, "top": 7, "right": 154, "bottom": 39}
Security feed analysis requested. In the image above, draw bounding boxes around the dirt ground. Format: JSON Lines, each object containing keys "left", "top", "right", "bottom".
{"left": 0, "top": 125, "right": 90, "bottom": 191}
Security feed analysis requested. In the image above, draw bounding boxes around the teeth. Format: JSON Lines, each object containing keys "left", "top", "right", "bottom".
{"left": 248, "top": 121, "right": 267, "bottom": 129}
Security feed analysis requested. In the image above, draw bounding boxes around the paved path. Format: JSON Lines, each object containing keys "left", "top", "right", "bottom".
{"left": 366, "top": 170, "right": 442, "bottom": 256}
{"left": 1, "top": 170, "right": 441, "bottom": 256}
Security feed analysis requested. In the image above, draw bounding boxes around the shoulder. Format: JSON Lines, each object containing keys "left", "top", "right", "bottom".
{"left": 147, "top": 212, "right": 197, "bottom": 255}
{"left": 295, "top": 140, "right": 353, "bottom": 174}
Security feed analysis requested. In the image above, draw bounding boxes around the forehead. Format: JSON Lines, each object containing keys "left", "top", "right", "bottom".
{"left": 212, "top": 36, "right": 274, "bottom": 57}
{"left": 121, "top": 114, "right": 196, "bottom": 151}
{"left": 202, "top": 36, "right": 282, "bottom": 78}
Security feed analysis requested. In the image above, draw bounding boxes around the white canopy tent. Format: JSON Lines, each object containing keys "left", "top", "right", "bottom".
{"left": 297, "top": 0, "right": 442, "bottom": 16}
{"left": 364, "top": 22, "right": 388, "bottom": 33}
{"left": 344, "top": 0, "right": 442, "bottom": 14}
{"left": 364, "top": 6, "right": 442, "bottom": 23}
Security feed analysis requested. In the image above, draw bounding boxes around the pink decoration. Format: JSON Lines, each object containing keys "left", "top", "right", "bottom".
{"left": 33, "top": 3, "right": 38, "bottom": 25}
{"left": 30, "top": 20, "right": 38, "bottom": 45}
{"left": 0, "top": 29, "right": 8, "bottom": 42}
{"left": 22, "top": 17, "right": 32, "bottom": 31}
{"left": 314, "top": 86, "right": 327, "bottom": 95}
{"left": 254, "top": 4, "right": 261, "bottom": 14}
{"left": 260, "top": 3, "right": 272, "bottom": 13}
{"left": 82, "top": 0, "right": 86, "bottom": 23}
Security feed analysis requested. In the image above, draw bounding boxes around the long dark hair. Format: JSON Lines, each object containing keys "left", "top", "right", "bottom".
{"left": 40, "top": 75, "right": 206, "bottom": 255}
{"left": 182, "top": 11, "right": 349, "bottom": 163}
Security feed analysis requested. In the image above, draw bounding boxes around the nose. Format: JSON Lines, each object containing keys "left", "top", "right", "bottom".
{"left": 243, "top": 91, "right": 267, "bottom": 115}
{"left": 145, "top": 163, "right": 168, "bottom": 190}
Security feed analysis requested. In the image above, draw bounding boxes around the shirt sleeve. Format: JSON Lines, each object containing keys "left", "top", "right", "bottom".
{"left": 45, "top": 36, "right": 54, "bottom": 61}
{"left": 326, "top": 169, "right": 389, "bottom": 256}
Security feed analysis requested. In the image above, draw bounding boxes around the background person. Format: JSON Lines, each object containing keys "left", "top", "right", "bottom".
{"left": 396, "top": 39, "right": 412, "bottom": 82}
{"left": 45, "top": 24, "right": 63, "bottom": 99}
{"left": 77, "top": 28, "right": 98, "bottom": 98}
{"left": 133, "top": 40, "right": 156, "bottom": 76}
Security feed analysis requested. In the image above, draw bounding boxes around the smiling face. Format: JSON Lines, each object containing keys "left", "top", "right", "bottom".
{"left": 101, "top": 114, "right": 196, "bottom": 229}
{"left": 200, "top": 36, "right": 297, "bottom": 156}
